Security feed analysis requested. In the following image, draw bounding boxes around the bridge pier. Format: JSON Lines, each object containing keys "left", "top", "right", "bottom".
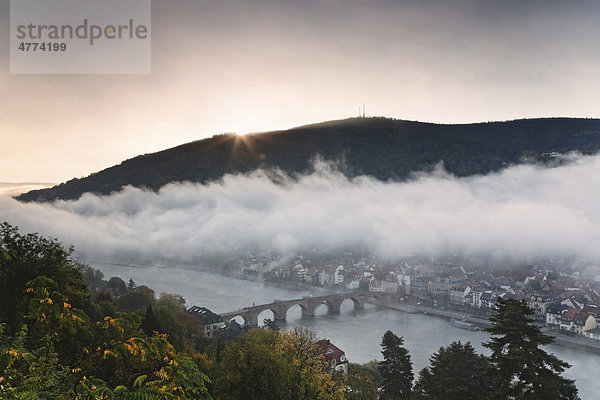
{"left": 326, "top": 298, "right": 343, "bottom": 313}
{"left": 247, "top": 311, "right": 260, "bottom": 328}
{"left": 302, "top": 308, "right": 315, "bottom": 318}
{"left": 352, "top": 298, "right": 365, "bottom": 310}
{"left": 273, "top": 314, "right": 287, "bottom": 323}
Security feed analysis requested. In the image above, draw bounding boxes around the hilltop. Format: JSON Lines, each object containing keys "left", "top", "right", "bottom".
{"left": 17, "top": 117, "right": 600, "bottom": 202}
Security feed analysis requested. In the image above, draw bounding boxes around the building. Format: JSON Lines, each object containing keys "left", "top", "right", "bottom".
{"left": 369, "top": 278, "right": 382, "bottom": 293}
{"left": 319, "top": 265, "right": 344, "bottom": 286}
{"left": 411, "top": 276, "right": 431, "bottom": 295}
{"left": 316, "top": 339, "right": 348, "bottom": 375}
{"left": 469, "top": 288, "right": 484, "bottom": 309}
{"left": 381, "top": 279, "right": 398, "bottom": 294}
{"left": 188, "top": 306, "right": 226, "bottom": 337}
{"left": 546, "top": 303, "right": 568, "bottom": 327}
{"left": 582, "top": 315, "right": 600, "bottom": 341}
{"left": 429, "top": 275, "right": 465, "bottom": 296}
{"left": 223, "top": 320, "right": 243, "bottom": 340}
{"left": 559, "top": 308, "right": 584, "bottom": 332}
{"left": 397, "top": 273, "right": 411, "bottom": 295}
{"left": 480, "top": 291, "right": 498, "bottom": 310}
{"left": 450, "top": 284, "right": 471, "bottom": 306}
{"left": 528, "top": 293, "right": 560, "bottom": 320}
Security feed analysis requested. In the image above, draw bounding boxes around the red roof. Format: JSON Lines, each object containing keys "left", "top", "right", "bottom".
{"left": 316, "top": 339, "right": 346, "bottom": 363}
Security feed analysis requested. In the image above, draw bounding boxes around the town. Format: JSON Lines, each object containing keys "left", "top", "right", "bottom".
{"left": 231, "top": 251, "right": 600, "bottom": 345}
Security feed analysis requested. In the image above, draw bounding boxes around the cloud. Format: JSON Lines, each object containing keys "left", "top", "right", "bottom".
{"left": 1, "top": 155, "right": 600, "bottom": 267}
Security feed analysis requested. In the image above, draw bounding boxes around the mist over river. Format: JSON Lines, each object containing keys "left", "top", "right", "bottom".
{"left": 92, "top": 262, "right": 599, "bottom": 400}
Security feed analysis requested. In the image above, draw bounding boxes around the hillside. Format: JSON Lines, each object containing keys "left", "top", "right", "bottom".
{"left": 17, "top": 117, "right": 600, "bottom": 202}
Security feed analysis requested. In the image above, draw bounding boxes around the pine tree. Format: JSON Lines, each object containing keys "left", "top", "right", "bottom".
{"left": 141, "top": 305, "right": 161, "bottom": 336}
{"left": 127, "top": 278, "right": 136, "bottom": 291}
{"left": 484, "top": 298, "right": 578, "bottom": 400}
{"left": 378, "top": 330, "right": 413, "bottom": 399}
{"left": 413, "top": 341, "right": 492, "bottom": 400}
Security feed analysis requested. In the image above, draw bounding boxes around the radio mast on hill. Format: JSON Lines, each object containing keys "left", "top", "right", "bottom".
{"left": 358, "top": 104, "right": 366, "bottom": 118}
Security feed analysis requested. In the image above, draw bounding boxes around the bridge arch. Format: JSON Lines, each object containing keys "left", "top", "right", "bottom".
{"left": 311, "top": 301, "right": 330, "bottom": 315}
{"left": 335, "top": 296, "right": 363, "bottom": 310}
{"left": 348, "top": 296, "right": 366, "bottom": 309}
{"left": 282, "top": 302, "right": 311, "bottom": 320}
{"left": 225, "top": 314, "right": 249, "bottom": 326}
{"left": 257, "top": 309, "right": 288, "bottom": 326}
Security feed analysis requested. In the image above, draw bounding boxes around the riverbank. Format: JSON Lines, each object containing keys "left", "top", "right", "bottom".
{"left": 370, "top": 299, "right": 600, "bottom": 354}
{"left": 369, "top": 299, "right": 492, "bottom": 327}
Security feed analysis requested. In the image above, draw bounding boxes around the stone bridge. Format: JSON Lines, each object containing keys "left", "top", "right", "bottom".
{"left": 220, "top": 292, "right": 395, "bottom": 327}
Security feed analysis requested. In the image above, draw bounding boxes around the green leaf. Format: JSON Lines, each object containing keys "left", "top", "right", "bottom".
{"left": 133, "top": 375, "right": 147, "bottom": 389}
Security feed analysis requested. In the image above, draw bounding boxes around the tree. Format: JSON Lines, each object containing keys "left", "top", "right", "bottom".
{"left": 0, "top": 222, "right": 88, "bottom": 335}
{"left": 214, "top": 329, "right": 294, "bottom": 400}
{"left": 484, "top": 298, "right": 578, "bottom": 400}
{"left": 281, "top": 327, "right": 344, "bottom": 400}
{"left": 152, "top": 294, "right": 203, "bottom": 352}
{"left": 214, "top": 328, "right": 343, "bottom": 400}
{"left": 141, "top": 305, "right": 161, "bottom": 336}
{"left": 359, "top": 360, "right": 382, "bottom": 384}
{"left": 344, "top": 363, "right": 378, "bottom": 400}
{"left": 127, "top": 279, "right": 136, "bottom": 291}
{"left": 413, "top": 341, "right": 492, "bottom": 400}
{"left": 106, "top": 277, "right": 128, "bottom": 298}
{"left": 116, "top": 285, "right": 155, "bottom": 313}
{"left": 379, "top": 330, "right": 412, "bottom": 400}
{"left": 263, "top": 318, "right": 281, "bottom": 331}
{"left": 0, "top": 223, "right": 213, "bottom": 399}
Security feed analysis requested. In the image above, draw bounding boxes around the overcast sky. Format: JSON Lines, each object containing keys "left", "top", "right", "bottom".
{"left": 2, "top": 0, "right": 600, "bottom": 182}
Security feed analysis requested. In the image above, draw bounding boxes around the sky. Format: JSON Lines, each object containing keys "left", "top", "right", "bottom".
{"left": 2, "top": 0, "right": 600, "bottom": 182}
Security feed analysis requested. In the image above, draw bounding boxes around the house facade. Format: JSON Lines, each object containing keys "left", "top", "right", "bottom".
{"left": 188, "top": 305, "right": 226, "bottom": 337}
{"left": 316, "top": 339, "right": 349, "bottom": 375}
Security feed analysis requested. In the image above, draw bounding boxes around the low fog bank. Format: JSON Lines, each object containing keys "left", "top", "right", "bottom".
{"left": 1, "top": 155, "right": 599, "bottom": 269}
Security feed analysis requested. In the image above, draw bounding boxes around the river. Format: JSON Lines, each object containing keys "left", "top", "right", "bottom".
{"left": 92, "top": 262, "right": 599, "bottom": 400}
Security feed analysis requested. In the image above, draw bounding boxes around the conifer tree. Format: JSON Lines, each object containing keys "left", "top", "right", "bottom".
{"left": 484, "top": 298, "right": 578, "bottom": 400}
{"left": 379, "top": 330, "right": 412, "bottom": 399}
{"left": 413, "top": 341, "right": 491, "bottom": 400}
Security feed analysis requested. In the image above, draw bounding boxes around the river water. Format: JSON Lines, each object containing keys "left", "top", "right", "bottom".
{"left": 93, "top": 262, "right": 599, "bottom": 400}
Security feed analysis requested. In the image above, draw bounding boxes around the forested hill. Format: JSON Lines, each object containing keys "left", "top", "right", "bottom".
{"left": 18, "top": 117, "right": 600, "bottom": 202}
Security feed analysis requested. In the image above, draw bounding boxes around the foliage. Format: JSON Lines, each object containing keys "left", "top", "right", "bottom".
{"left": 116, "top": 285, "right": 156, "bottom": 313}
{"left": 358, "top": 360, "right": 381, "bottom": 384}
{"left": 379, "top": 330, "right": 412, "bottom": 400}
{"left": 214, "top": 328, "right": 343, "bottom": 400}
{"left": 106, "top": 277, "right": 128, "bottom": 298}
{"left": 344, "top": 363, "right": 378, "bottom": 400}
{"left": 151, "top": 294, "right": 203, "bottom": 352}
{"left": 484, "top": 298, "right": 578, "bottom": 400}
{"left": 281, "top": 327, "right": 344, "bottom": 400}
{"left": 262, "top": 318, "right": 281, "bottom": 331}
{"left": 0, "top": 222, "right": 88, "bottom": 335}
{"left": 413, "top": 341, "right": 492, "bottom": 400}
{"left": 0, "top": 223, "right": 211, "bottom": 399}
